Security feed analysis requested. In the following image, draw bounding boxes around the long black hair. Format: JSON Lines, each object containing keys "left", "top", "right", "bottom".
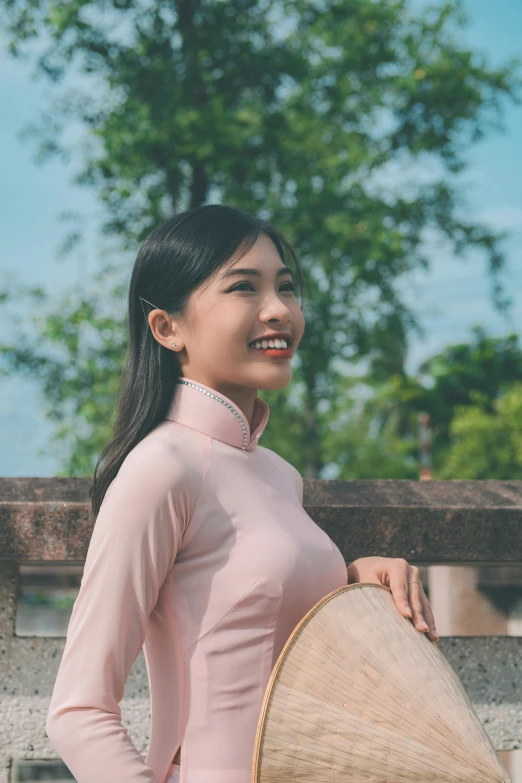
{"left": 90, "top": 204, "right": 307, "bottom": 521}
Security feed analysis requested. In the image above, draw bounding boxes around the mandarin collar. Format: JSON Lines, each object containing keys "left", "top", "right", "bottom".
{"left": 164, "top": 377, "right": 270, "bottom": 451}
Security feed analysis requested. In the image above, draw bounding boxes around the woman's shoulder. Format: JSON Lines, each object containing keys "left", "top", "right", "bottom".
{"left": 108, "top": 421, "right": 211, "bottom": 515}
{"left": 124, "top": 420, "right": 211, "bottom": 477}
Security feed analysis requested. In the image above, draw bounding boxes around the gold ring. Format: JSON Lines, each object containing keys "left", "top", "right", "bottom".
{"left": 408, "top": 580, "right": 422, "bottom": 586}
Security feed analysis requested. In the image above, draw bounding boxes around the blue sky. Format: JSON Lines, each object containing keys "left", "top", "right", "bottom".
{"left": 1, "top": 0, "right": 521, "bottom": 476}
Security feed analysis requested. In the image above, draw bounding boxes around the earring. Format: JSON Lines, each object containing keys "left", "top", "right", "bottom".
{"left": 171, "top": 343, "right": 179, "bottom": 349}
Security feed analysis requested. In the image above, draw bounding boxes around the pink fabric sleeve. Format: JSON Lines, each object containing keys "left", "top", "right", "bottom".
{"left": 46, "top": 437, "right": 192, "bottom": 783}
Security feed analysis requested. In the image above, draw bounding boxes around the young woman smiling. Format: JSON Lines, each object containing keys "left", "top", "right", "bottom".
{"left": 46, "top": 204, "right": 437, "bottom": 783}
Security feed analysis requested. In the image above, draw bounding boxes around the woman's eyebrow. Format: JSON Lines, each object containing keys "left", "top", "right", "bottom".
{"left": 221, "top": 266, "right": 294, "bottom": 280}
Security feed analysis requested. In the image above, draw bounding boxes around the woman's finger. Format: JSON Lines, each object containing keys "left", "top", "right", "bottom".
{"left": 420, "top": 591, "right": 439, "bottom": 641}
{"left": 408, "top": 576, "right": 429, "bottom": 633}
{"left": 387, "top": 558, "right": 414, "bottom": 618}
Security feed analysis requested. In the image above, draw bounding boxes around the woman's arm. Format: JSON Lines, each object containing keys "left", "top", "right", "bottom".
{"left": 46, "top": 438, "right": 194, "bottom": 782}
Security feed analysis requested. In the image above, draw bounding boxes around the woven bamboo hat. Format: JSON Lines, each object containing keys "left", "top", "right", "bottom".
{"left": 252, "top": 583, "right": 510, "bottom": 783}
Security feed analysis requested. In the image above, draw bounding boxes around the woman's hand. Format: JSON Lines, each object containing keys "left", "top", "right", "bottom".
{"left": 346, "top": 556, "right": 439, "bottom": 641}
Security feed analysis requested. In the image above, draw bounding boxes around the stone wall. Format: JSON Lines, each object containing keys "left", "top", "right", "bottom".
{"left": 1, "top": 478, "right": 521, "bottom": 781}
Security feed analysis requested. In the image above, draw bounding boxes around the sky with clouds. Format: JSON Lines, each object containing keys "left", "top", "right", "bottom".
{"left": 1, "top": 0, "right": 521, "bottom": 476}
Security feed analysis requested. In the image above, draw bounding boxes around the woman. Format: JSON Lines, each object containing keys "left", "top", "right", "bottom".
{"left": 46, "top": 204, "right": 438, "bottom": 783}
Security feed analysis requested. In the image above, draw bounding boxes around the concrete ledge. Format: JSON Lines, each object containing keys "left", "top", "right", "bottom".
{"left": 303, "top": 479, "right": 522, "bottom": 563}
{"left": 1, "top": 478, "right": 521, "bottom": 562}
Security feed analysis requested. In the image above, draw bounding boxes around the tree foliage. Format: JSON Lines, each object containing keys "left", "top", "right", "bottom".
{"left": 346, "top": 327, "right": 522, "bottom": 478}
{"left": 1, "top": 0, "right": 520, "bottom": 476}
{"left": 440, "top": 382, "right": 522, "bottom": 479}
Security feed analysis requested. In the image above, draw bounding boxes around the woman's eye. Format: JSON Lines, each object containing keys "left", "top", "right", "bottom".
{"left": 228, "top": 282, "right": 296, "bottom": 293}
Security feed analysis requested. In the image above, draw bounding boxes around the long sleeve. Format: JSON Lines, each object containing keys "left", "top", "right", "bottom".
{"left": 46, "top": 436, "right": 195, "bottom": 783}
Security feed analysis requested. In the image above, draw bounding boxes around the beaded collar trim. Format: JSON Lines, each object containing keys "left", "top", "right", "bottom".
{"left": 164, "top": 378, "right": 270, "bottom": 451}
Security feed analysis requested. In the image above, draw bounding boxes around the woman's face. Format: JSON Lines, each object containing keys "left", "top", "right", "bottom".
{"left": 167, "top": 233, "right": 305, "bottom": 401}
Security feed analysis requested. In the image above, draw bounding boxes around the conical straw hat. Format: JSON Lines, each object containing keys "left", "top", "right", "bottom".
{"left": 252, "top": 583, "right": 510, "bottom": 783}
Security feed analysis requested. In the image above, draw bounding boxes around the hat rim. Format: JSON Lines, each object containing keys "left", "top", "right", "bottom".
{"left": 251, "top": 581, "right": 393, "bottom": 783}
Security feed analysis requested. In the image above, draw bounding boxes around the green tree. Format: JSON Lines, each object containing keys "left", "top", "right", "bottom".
{"left": 1, "top": 0, "right": 520, "bottom": 477}
{"left": 440, "top": 382, "right": 522, "bottom": 479}
{"left": 343, "top": 327, "right": 522, "bottom": 478}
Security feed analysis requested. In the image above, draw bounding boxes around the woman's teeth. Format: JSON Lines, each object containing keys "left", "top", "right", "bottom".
{"left": 250, "top": 338, "right": 289, "bottom": 350}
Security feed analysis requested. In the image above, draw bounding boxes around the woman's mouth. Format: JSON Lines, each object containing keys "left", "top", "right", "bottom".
{"left": 248, "top": 343, "right": 293, "bottom": 359}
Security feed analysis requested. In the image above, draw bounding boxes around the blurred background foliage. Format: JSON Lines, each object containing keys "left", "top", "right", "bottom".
{"left": 0, "top": 0, "right": 521, "bottom": 478}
